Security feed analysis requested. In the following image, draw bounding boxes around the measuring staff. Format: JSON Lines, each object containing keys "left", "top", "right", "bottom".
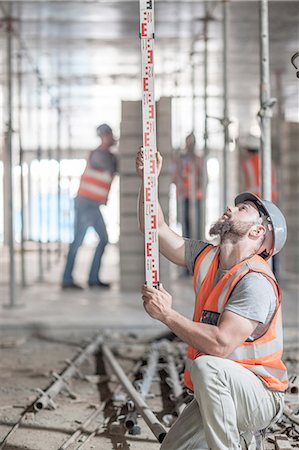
{"left": 139, "top": 0, "right": 160, "bottom": 288}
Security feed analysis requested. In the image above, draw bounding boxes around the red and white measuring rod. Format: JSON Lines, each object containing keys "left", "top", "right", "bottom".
{"left": 139, "top": 0, "right": 159, "bottom": 287}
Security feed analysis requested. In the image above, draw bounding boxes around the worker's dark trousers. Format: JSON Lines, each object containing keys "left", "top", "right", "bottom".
{"left": 62, "top": 196, "right": 108, "bottom": 285}
{"left": 161, "top": 356, "right": 284, "bottom": 450}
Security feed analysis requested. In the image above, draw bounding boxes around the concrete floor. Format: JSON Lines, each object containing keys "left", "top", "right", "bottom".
{"left": 0, "top": 243, "right": 298, "bottom": 450}
{"left": 0, "top": 243, "right": 298, "bottom": 338}
{"left": 0, "top": 244, "right": 195, "bottom": 334}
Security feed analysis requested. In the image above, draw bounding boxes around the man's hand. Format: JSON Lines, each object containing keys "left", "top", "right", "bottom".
{"left": 141, "top": 284, "right": 172, "bottom": 322}
{"left": 136, "top": 147, "right": 163, "bottom": 179}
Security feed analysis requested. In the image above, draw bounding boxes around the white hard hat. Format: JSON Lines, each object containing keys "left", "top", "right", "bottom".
{"left": 235, "top": 192, "right": 287, "bottom": 259}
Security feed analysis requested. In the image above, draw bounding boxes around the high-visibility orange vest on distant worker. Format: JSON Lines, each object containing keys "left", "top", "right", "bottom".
{"left": 184, "top": 245, "right": 288, "bottom": 392}
{"left": 77, "top": 152, "right": 114, "bottom": 204}
{"left": 175, "top": 155, "right": 203, "bottom": 200}
{"left": 242, "top": 153, "right": 277, "bottom": 201}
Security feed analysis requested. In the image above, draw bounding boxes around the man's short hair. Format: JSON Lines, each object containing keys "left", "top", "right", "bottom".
{"left": 97, "top": 123, "right": 113, "bottom": 136}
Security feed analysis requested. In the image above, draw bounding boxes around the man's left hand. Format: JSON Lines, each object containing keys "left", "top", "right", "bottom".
{"left": 141, "top": 284, "right": 172, "bottom": 322}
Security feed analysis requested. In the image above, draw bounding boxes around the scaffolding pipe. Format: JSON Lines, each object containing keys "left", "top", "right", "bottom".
{"left": 102, "top": 343, "right": 167, "bottom": 443}
{"left": 201, "top": 13, "right": 209, "bottom": 239}
{"left": 17, "top": 50, "right": 27, "bottom": 288}
{"left": 191, "top": 48, "right": 196, "bottom": 133}
{"left": 222, "top": 0, "right": 230, "bottom": 209}
{"left": 46, "top": 142, "right": 53, "bottom": 271}
{"left": 161, "top": 341, "right": 185, "bottom": 415}
{"left": 33, "top": 334, "right": 103, "bottom": 411}
{"left": 56, "top": 99, "right": 62, "bottom": 260}
{"left": 259, "top": 0, "right": 272, "bottom": 201}
{"left": 134, "top": 344, "right": 159, "bottom": 399}
{"left": 273, "top": 70, "right": 284, "bottom": 279}
{"left": 27, "top": 161, "right": 33, "bottom": 241}
{"left": 37, "top": 75, "right": 44, "bottom": 282}
{"left": 189, "top": 37, "right": 198, "bottom": 239}
{"left": 4, "top": 14, "right": 16, "bottom": 308}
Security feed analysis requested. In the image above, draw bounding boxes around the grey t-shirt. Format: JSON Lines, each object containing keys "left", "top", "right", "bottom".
{"left": 89, "top": 147, "right": 118, "bottom": 174}
{"left": 80, "top": 147, "right": 117, "bottom": 206}
{"left": 184, "top": 239, "right": 277, "bottom": 341}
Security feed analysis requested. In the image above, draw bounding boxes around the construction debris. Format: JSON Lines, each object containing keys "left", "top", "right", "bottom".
{"left": 0, "top": 331, "right": 298, "bottom": 450}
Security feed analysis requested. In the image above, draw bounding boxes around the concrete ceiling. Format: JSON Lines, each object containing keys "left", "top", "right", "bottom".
{"left": 0, "top": 0, "right": 298, "bottom": 151}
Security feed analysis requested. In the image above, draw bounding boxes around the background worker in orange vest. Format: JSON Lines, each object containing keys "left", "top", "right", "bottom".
{"left": 173, "top": 132, "right": 203, "bottom": 240}
{"left": 62, "top": 124, "right": 117, "bottom": 290}
{"left": 241, "top": 142, "right": 277, "bottom": 202}
{"left": 136, "top": 148, "right": 287, "bottom": 450}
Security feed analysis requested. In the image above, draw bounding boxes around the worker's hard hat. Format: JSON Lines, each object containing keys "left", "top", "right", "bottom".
{"left": 240, "top": 134, "right": 260, "bottom": 152}
{"left": 234, "top": 192, "right": 287, "bottom": 259}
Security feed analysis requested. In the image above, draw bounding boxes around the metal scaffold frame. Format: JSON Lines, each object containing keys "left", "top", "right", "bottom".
{"left": 201, "top": 6, "right": 209, "bottom": 240}
{"left": 259, "top": 0, "right": 275, "bottom": 201}
{"left": 222, "top": 0, "right": 230, "bottom": 209}
{"left": 0, "top": 2, "right": 63, "bottom": 303}
{"left": 4, "top": 9, "right": 16, "bottom": 308}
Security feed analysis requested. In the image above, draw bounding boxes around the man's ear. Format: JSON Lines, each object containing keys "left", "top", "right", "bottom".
{"left": 250, "top": 224, "right": 266, "bottom": 239}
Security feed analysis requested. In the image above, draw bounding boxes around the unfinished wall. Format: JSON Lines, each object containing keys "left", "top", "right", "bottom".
{"left": 119, "top": 98, "right": 172, "bottom": 292}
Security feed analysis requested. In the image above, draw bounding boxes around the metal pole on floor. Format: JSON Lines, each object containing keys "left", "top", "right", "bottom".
{"left": 4, "top": 12, "right": 16, "bottom": 308}
{"left": 259, "top": 0, "right": 274, "bottom": 201}
{"left": 102, "top": 343, "right": 167, "bottom": 443}
{"left": 222, "top": 0, "right": 230, "bottom": 210}
{"left": 17, "top": 50, "right": 27, "bottom": 288}
{"left": 34, "top": 334, "right": 104, "bottom": 411}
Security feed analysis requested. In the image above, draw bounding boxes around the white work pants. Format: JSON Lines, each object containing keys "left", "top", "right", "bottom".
{"left": 161, "top": 356, "right": 284, "bottom": 450}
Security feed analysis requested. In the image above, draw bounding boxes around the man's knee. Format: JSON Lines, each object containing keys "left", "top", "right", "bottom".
{"left": 190, "top": 355, "right": 225, "bottom": 390}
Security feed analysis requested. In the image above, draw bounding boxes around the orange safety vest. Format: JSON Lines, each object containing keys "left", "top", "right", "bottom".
{"left": 176, "top": 156, "right": 203, "bottom": 200}
{"left": 77, "top": 157, "right": 114, "bottom": 204}
{"left": 241, "top": 154, "right": 277, "bottom": 201}
{"left": 184, "top": 245, "right": 288, "bottom": 392}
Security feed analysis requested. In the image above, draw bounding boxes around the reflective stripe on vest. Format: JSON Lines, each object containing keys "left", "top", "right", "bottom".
{"left": 77, "top": 166, "right": 113, "bottom": 204}
{"left": 184, "top": 245, "right": 288, "bottom": 392}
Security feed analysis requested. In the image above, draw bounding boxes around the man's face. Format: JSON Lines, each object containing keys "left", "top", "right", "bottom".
{"left": 209, "top": 201, "right": 260, "bottom": 243}
{"left": 101, "top": 132, "right": 115, "bottom": 147}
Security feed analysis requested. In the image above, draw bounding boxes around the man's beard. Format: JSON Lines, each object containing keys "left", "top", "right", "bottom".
{"left": 209, "top": 218, "right": 255, "bottom": 244}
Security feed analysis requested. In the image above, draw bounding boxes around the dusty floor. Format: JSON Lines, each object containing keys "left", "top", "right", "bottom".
{"left": 0, "top": 244, "right": 298, "bottom": 449}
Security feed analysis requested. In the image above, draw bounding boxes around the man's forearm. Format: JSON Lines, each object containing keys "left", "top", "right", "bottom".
{"left": 163, "top": 309, "right": 228, "bottom": 357}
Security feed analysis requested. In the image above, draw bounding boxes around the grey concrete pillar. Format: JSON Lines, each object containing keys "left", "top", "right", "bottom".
{"left": 119, "top": 98, "right": 172, "bottom": 292}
